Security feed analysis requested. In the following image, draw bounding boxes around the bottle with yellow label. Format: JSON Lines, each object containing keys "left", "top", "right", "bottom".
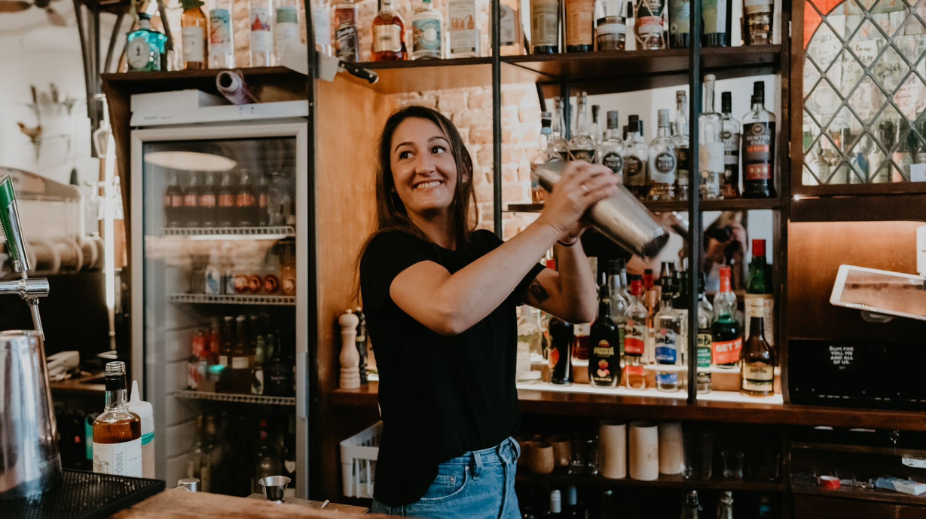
{"left": 589, "top": 286, "right": 620, "bottom": 387}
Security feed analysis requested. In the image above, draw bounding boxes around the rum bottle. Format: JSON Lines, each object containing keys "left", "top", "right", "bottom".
{"left": 209, "top": 0, "right": 235, "bottom": 68}
{"left": 412, "top": 0, "right": 443, "bottom": 60}
{"left": 623, "top": 279, "right": 647, "bottom": 389}
{"left": 549, "top": 318, "right": 574, "bottom": 385}
{"left": 699, "top": 74, "right": 724, "bottom": 199}
{"left": 720, "top": 92, "right": 741, "bottom": 198}
{"left": 373, "top": 0, "right": 407, "bottom": 61}
{"left": 600, "top": 110, "right": 626, "bottom": 182}
{"left": 92, "top": 361, "right": 142, "bottom": 477}
{"left": 711, "top": 266, "right": 741, "bottom": 369}
{"left": 589, "top": 287, "right": 620, "bottom": 387}
{"left": 181, "top": 0, "right": 208, "bottom": 70}
{"left": 647, "top": 108, "right": 677, "bottom": 201}
{"left": 654, "top": 293, "right": 681, "bottom": 391}
{"left": 741, "top": 81, "right": 777, "bottom": 198}
{"left": 249, "top": 0, "right": 274, "bottom": 66}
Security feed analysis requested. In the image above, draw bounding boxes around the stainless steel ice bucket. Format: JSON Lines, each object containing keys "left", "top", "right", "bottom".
{"left": 0, "top": 330, "right": 62, "bottom": 499}
{"left": 533, "top": 158, "right": 670, "bottom": 258}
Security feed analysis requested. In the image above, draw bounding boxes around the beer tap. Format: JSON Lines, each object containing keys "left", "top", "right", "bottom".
{"left": 0, "top": 176, "right": 49, "bottom": 338}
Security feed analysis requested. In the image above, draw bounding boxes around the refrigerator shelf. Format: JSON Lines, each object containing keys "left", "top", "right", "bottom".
{"left": 168, "top": 294, "right": 296, "bottom": 306}
{"left": 175, "top": 390, "right": 296, "bottom": 406}
{"left": 162, "top": 226, "right": 296, "bottom": 239}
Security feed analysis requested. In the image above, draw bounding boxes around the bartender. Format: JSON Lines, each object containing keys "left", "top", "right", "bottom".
{"left": 358, "top": 105, "right": 618, "bottom": 518}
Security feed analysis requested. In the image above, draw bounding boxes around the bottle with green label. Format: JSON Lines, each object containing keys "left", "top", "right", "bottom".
{"left": 412, "top": 0, "right": 443, "bottom": 60}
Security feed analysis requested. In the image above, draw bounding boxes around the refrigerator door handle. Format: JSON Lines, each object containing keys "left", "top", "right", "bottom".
{"left": 296, "top": 351, "right": 309, "bottom": 419}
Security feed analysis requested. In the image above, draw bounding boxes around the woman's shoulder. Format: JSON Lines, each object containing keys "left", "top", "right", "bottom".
{"left": 468, "top": 228, "right": 503, "bottom": 252}
{"left": 364, "top": 229, "right": 427, "bottom": 256}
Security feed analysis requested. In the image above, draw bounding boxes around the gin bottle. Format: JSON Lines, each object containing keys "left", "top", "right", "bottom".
{"left": 274, "top": 0, "right": 301, "bottom": 63}
{"left": 720, "top": 92, "right": 741, "bottom": 198}
{"left": 412, "top": 0, "right": 443, "bottom": 60}
{"left": 209, "top": 0, "right": 235, "bottom": 68}
{"left": 126, "top": 13, "right": 168, "bottom": 71}
{"left": 569, "top": 92, "right": 598, "bottom": 162}
{"left": 599, "top": 110, "right": 626, "bottom": 182}
{"left": 673, "top": 91, "right": 690, "bottom": 200}
{"left": 699, "top": 74, "right": 724, "bottom": 199}
{"left": 654, "top": 293, "right": 681, "bottom": 391}
{"left": 624, "top": 116, "right": 650, "bottom": 199}
{"left": 648, "top": 108, "right": 677, "bottom": 200}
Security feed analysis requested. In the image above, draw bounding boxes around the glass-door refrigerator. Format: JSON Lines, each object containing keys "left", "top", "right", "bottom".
{"left": 130, "top": 120, "right": 309, "bottom": 498}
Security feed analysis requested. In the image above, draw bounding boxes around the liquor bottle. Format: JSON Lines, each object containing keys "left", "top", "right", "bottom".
{"left": 198, "top": 172, "right": 218, "bottom": 227}
{"left": 200, "top": 416, "right": 217, "bottom": 492}
{"left": 205, "top": 248, "right": 222, "bottom": 296}
{"left": 251, "top": 332, "right": 266, "bottom": 395}
{"left": 531, "top": 0, "right": 559, "bottom": 53}
{"left": 711, "top": 266, "right": 742, "bottom": 369}
{"left": 183, "top": 172, "right": 201, "bottom": 228}
{"left": 126, "top": 13, "right": 168, "bottom": 71}
{"left": 668, "top": 0, "right": 690, "bottom": 48}
{"left": 717, "top": 491, "right": 734, "bottom": 519}
{"left": 164, "top": 171, "right": 184, "bottom": 227}
{"left": 634, "top": 0, "right": 666, "bottom": 49}
{"left": 92, "top": 362, "right": 142, "bottom": 477}
{"left": 373, "top": 0, "right": 408, "bottom": 61}
{"left": 565, "top": 485, "right": 582, "bottom": 517}
{"left": 355, "top": 306, "right": 369, "bottom": 384}
{"left": 607, "top": 259, "right": 628, "bottom": 354}
{"left": 412, "top": 0, "right": 443, "bottom": 60}
{"left": 181, "top": 0, "right": 208, "bottom": 70}
{"left": 648, "top": 109, "right": 677, "bottom": 200}
{"left": 249, "top": 0, "right": 274, "bottom": 66}
{"left": 624, "top": 116, "right": 649, "bottom": 199}
{"left": 255, "top": 173, "right": 269, "bottom": 226}
{"left": 574, "top": 318, "right": 590, "bottom": 362}
{"left": 498, "top": 0, "right": 522, "bottom": 55}
{"left": 531, "top": 112, "right": 555, "bottom": 204}
{"left": 217, "top": 316, "right": 234, "bottom": 392}
{"left": 758, "top": 495, "right": 772, "bottom": 518}
{"left": 236, "top": 170, "right": 257, "bottom": 227}
{"left": 268, "top": 171, "right": 293, "bottom": 226}
{"left": 600, "top": 111, "right": 626, "bottom": 182}
{"left": 720, "top": 92, "right": 741, "bottom": 198}
{"left": 566, "top": 0, "right": 595, "bottom": 52}
{"left": 742, "top": 81, "right": 777, "bottom": 198}
{"left": 589, "top": 286, "right": 621, "bottom": 387}
{"left": 654, "top": 293, "right": 681, "bottom": 391}
{"left": 255, "top": 420, "right": 282, "bottom": 490}
{"left": 209, "top": 0, "right": 235, "bottom": 68}
{"left": 569, "top": 93, "right": 597, "bottom": 162}
{"left": 313, "top": 0, "right": 333, "bottom": 56}
{"left": 743, "top": 0, "right": 772, "bottom": 45}
{"left": 591, "top": 105, "right": 603, "bottom": 146}
{"left": 696, "top": 276, "right": 713, "bottom": 393}
{"left": 702, "top": 0, "right": 729, "bottom": 46}
{"left": 265, "top": 333, "right": 291, "bottom": 395}
{"left": 598, "top": 490, "right": 616, "bottom": 519}
{"left": 672, "top": 269, "right": 688, "bottom": 364}
{"left": 699, "top": 74, "right": 724, "bottom": 199}
{"left": 449, "top": 0, "right": 481, "bottom": 58}
{"left": 334, "top": 0, "right": 360, "bottom": 61}
{"left": 741, "top": 314, "right": 775, "bottom": 396}
{"left": 673, "top": 91, "right": 690, "bottom": 200}
{"left": 217, "top": 171, "right": 236, "bottom": 228}
{"left": 596, "top": 0, "right": 627, "bottom": 52}
{"left": 549, "top": 318, "right": 574, "bottom": 385}
{"left": 186, "top": 415, "right": 204, "bottom": 482}
{"left": 552, "top": 97, "right": 570, "bottom": 159}
{"left": 683, "top": 490, "right": 700, "bottom": 519}
{"left": 547, "top": 489, "right": 564, "bottom": 518}
{"left": 274, "top": 0, "right": 300, "bottom": 62}
{"left": 745, "top": 238, "right": 774, "bottom": 347}
{"left": 643, "top": 269, "right": 657, "bottom": 364}
{"left": 226, "top": 315, "right": 250, "bottom": 393}
{"left": 623, "top": 279, "right": 647, "bottom": 389}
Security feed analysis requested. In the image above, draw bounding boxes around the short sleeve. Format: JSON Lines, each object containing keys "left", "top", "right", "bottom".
{"left": 470, "top": 230, "right": 547, "bottom": 304}
{"left": 360, "top": 231, "right": 440, "bottom": 312}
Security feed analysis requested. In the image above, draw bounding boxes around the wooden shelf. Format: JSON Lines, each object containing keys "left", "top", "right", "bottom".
{"left": 343, "top": 57, "right": 548, "bottom": 94}
{"left": 506, "top": 198, "right": 781, "bottom": 214}
{"left": 516, "top": 472, "right": 784, "bottom": 492}
{"left": 102, "top": 66, "right": 300, "bottom": 84}
{"left": 791, "top": 442, "right": 926, "bottom": 459}
{"left": 791, "top": 484, "right": 926, "bottom": 507}
{"left": 329, "top": 383, "right": 926, "bottom": 432}
{"left": 790, "top": 194, "right": 926, "bottom": 222}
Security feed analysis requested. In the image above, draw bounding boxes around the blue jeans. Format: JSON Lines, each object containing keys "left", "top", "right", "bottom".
{"left": 371, "top": 437, "right": 521, "bottom": 519}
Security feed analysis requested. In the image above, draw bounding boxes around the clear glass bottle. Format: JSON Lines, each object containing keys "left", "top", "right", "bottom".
{"left": 648, "top": 108, "right": 677, "bottom": 200}
{"left": 720, "top": 91, "right": 741, "bottom": 198}
{"left": 673, "top": 91, "right": 690, "bottom": 200}
{"left": 634, "top": 0, "right": 666, "bottom": 49}
{"left": 498, "top": 0, "right": 523, "bottom": 55}
{"left": 209, "top": 0, "right": 235, "bottom": 68}
{"left": 372, "top": 0, "right": 408, "bottom": 61}
{"left": 600, "top": 110, "right": 626, "bottom": 182}
{"left": 313, "top": 0, "right": 333, "bottom": 56}
{"left": 448, "top": 0, "right": 481, "bottom": 57}
{"left": 569, "top": 92, "right": 598, "bottom": 162}
{"left": 683, "top": 490, "right": 700, "bottom": 519}
{"left": 274, "top": 0, "right": 301, "bottom": 63}
{"left": 566, "top": 0, "right": 595, "bottom": 52}
{"left": 741, "top": 81, "right": 777, "bottom": 198}
{"left": 608, "top": 259, "right": 628, "bottom": 355}
{"left": 743, "top": 0, "right": 772, "bottom": 45}
{"left": 334, "top": 0, "right": 360, "bottom": 61}
{"left": 249, "top": 0, "right": 274, "bottom": 66}
{"left": 181, "top": 0, "right": 208, "bottom": 70}
{"left": 623, "top": 279, "right": 648, "bottom": 390}
{"left": 531, "top": 0, "right": 560, "bottom": 53}
{"left": 531, "top": 112, "right": 555, "bottom": 204}
{"left": 596, "top": 0, "right": 627, "bottom": 51}
{"left": 591, "top": 105, "right": 603, "bottom": 147}
{"left": 699, "top": 74, "right": 724, "bottom": 199}
{"left": 412, "top": 0, "right": 443, "bottom": 60}
{"left": 552, "top": 97, "right": 570, "bottom": 159}
{"left": 126, "top": 13, "right": 168, "bottom": 72}
{"left": 711, "top": 266, "right": 742, "bottom": 370}
{"left": 717, "top": 491, "right": 734, "bottom": 519}
{"left": 624, "top": 116, "right": 650, "bottom": 199}
{"left": 92, "top": 361, "right": 142, "bottom": 477}
{"left": 654, "top": 293, "right": 681, "bottom": 391}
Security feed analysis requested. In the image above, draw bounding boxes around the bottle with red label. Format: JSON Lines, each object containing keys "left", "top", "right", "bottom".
{"left": 549, "top": 318, "right": 574, "bottom": 385}
{"left": 183, "top": 172, "right": 201, "bottom": 227}
{"left": 589, "top": 286, "right": 620, "bottom": 387}
{"left": 198, "top": 172, "right": 218, "bottom": 228}
{"left": 711, "top": 266, "right": 742, "bottom": 369}
{"left": 623, "top": 279, "right": 648, "bottom": 390}
{"left": 236, "top": 169, "right": 258, "bottom": 227}
{"left": 741, "top": 81, "right": 777, "bottom": 199}
{"left": 164, "top": 171, "right": 184, "bottom": 228}
{"left": 217, "top": 171, "right": 237, "bottom": 228}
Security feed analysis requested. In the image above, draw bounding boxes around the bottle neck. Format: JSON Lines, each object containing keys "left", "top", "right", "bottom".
{"left": 658, "top": 123, "right": 671, "bottom": 138}
{"left": 105, "top": 384, "right": 128, "bottom": 411}
{"left": 748, "top": 316, "right": 765, "bottom": 340}
{"left": 752, "top": 96, "right": 764, "bottom": 112}
{"left": 675, "top": 104, "right": 689, "bottom": 137}
{"left": 575, "top": 99, "right": 590, "bottom": 138}
{"left": 719, "top": 274, "right": 731, "bottom": 293}
{"left": 704, "top": 81, "right": 716, "bottom": 113}
{"left": 599, "top": 299, "right": 610, "bottom": 318}
{"left": 539, "top": 128, "right": 551, "bottom": 150}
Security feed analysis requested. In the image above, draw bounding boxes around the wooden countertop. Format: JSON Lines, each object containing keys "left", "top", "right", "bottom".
{"left": 110, "top": 488, "right": 375, "bottom": 518}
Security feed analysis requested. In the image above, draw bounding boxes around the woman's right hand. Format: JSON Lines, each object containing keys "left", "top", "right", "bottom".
{"left": 535, "top": 161, "right": 620, "bottom": 239}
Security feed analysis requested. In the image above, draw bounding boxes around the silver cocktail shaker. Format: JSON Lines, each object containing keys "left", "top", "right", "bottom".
{"left": 533, "top": 159, "right": 669, "bottom": 258}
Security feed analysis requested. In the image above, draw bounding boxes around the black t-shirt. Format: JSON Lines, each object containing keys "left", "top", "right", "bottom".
{"left": 359, "top": 229, "right": 545, "bottom": 506}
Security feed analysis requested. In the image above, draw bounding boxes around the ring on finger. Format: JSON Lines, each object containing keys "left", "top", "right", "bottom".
{"left": 581, "top": 184, "right": 590, "bottom": 196}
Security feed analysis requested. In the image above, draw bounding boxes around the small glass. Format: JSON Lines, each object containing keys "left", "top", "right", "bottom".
{"left": 569, "top": 435, "right": 599, "bottom": 475}
{"left": 683, "top": 424, "right": 713, "bottom": 480}
{"left": 722, "top": 451, "right": 745, "bottom": 480}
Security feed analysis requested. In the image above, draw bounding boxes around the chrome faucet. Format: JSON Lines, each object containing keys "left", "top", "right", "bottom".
{"left": 0, "top": 175, "right": 48, "bottom": 338}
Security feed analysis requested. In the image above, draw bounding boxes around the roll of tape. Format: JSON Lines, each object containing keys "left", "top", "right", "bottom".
{"left": 819, "top": 475, "right": 841, "bottom": 489}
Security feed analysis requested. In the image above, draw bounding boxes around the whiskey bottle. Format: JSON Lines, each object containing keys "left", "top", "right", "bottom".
{"left": 743, "top": 0, "right": 772, "bottom": 45}
{"left": 566, "top": 0, "right": 595, "bottom": 52}
{"left": 373, "top": 0, "right": 408, "bottom": 61}
{"left": 208, "top": 0, "right": 235, "bottom": 68}
{"left": 164, "top": 171, "right": 184, "bottom": 228}
{"left": 599, "top": 110, "right": 626, "bottom": 182}
{"left": 126, "top": 13, "right": 168, "bottom": 72}
{"left": 181, "top": 0, "right": 208, "bottom": 70}
{"left": 589, "top": 286, "right": 620, "bottom": 387}
{"left": 412, "top": 0, "right": 443, "bottom": 60}
{"left": 634, "top": 0, "right": 666, "bottom": 49}
{"left": 741, "top": 81, "right": 777, "bottom": 198}
{"left": 569, "top": 92, "right": 598, "bottom": 162}
{"left": 623, "top": 279, "right": 647, "bottom": 389}
{"left": 648, "top": 109, "right": 677, "bottom": 201}
{"left": 699, "top": 74, "right": 724, "bottom": 199}
{"left": 744, "top": 238, "right": 774, "bottom": 348}
{"left": 624, "top": 116, "right": 650, "bottom": 199}
{"left": 249, "top": 0, "right": 274, "bottom": 66}
{"left": 549, "top": 318, "right": 574, "bottom": 385}
{"left": 673, "top": 91, "right": 690, "bottom": 200}
{"left": 448, "top": 0, "right": 481, "bottom": 57}
{"left": 92, "top": 361, "right": 142, "bottom": 477}
{"left": 274, "top": 0, "right": 301, "bottom": 63}
{"left": 531, "top": 112, "right": 556, "bottom": 204}
{"left": 720, "top": 92, "right": 741, "bottom": 198}
{"left": 668, "top": 0, "right": 690, "bottom": 48}
{"left": 334, "top": 0, "right": 360, "bottom": 61}
{"left": 741, "top": 314, "right": 775, "bottom": 396}
{"left": 711, "top": 266, "right": 742, "bottom": 369}
{"left": 654, "top": 293, "right": 681, "bottom": 391}
{"left": 531, "top": 0, "right": 560, "bottom": 53}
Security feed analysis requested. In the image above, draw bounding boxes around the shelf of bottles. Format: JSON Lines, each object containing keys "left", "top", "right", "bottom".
{"left": 507, "top": 198, "right": 781, "bottom": 214}
{"left": 515, "top": 472, "right": 784, "bottom": 492}
{"left": 168, "top": 294, "right": 296, "bottom": 306}
{"left": 162, "top": 226, "right": 296, "bottom": 238}
{"left": 175, "top": 390, "right": 296, "bottom": 406}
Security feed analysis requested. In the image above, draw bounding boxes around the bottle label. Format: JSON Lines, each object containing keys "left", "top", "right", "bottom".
{"left": 199, "top": 193, "right": 216, "bottom": 209}
{"left": 549, "top": 347, "right": 560, "bottom": 369}
{"left": 744, "top": 294, "right": 775, "bottom": 347}
{"left": 275, "top": 7, "right": 300, "bottom": 57}
{"left": 374, "top": 25, "right": 402, "bottom": 53}
{"left": 650, "top": 150, "right": 677, "bottom": 183}
{"left": 723, "top": 130, "right": 740, "bottom": 189}
{"left": 712, "top": 337, "right": 743, "bottom": 365}
{"left": 236, "top": 191, "right": 255, "bottom": 209}
{"left": 413, "top": 17, "right": 442, "bottom": 53}
{"left": 742, "top": 364, "right": 774, "bottom": 391}
{"left": 700, "top": 142, "right": 725, "bottom": 174}
{"left": 184, "top": 192, "right": 197, "bottom": 209}
{"left": 171, "top": 194, "right": 184, "bottom": 209}
{"left": 205, "top": 269, "right": 222, "bottom": 295}
{"left": 624, "top": 154, "right": 646, "bottom": 186}
{"left": 127, "top": 38, "right": 152, "bottom": 70}
{"left": 235, "top": 274, "right": 249, "bottom": 294}
{"left": 499, "top": 4, "right": 517, "bottom": 45}
{"left": 624, "top": 319, "right": 645, "bottom": 355}
{"left": 636, "top": 16, "right": 664, "bottom": 35}
{"left": 449, "top": 0, "right": 479, "bottom": 55}
{"left": 597, "top": 20, "right": 627, "bottom": 37}
{"left": 637, "top": 0, "right": 665, "bottom": 18}
{"left": 219, "top": 355, "right": 228, "bottom": 367}
{"left": 263, "top": 274, "right": 280, "bottom": 294}
{"left": 702, "top": 0, "right": 727, "bottom": 34}
{"left": 232, "top": 356, "right": 249, "bottom": 369}
{"left": 656, "top": 372, "right": 678, "bottom": 385}
{"left": 570, "top": 149, "right": 597, "bottom": 162}
{"left": 209, "top": 9, "right": 233, "bottom": 55}
{"left": 218, "top": 193, "right": 235, "bottom": 208}
{"left": 182, "top": 26, "right": 206, "bottom": 63}
{"left": 250, "top": 7, "right": 273, "bottom": 53}
{"left": 602, "top": 151, "right": 624, "bottom": 176}
{"left": 676, "top": 147, "right": 690, "bottom": 186}
{"left": 655, "top": 328, "right": 677, "bottom": 363}
{"left": 248, "top": 274, "right": 263, "bottom": 293}
{"left": 743, "top": 122, "right": 775, "bottom": 181}
{"left": 625, "top": 364, "right": 645, "bottom": 376}
{"left": 669, "top": 0, "right": 690, "bottom": 35}
{"left": 283, "top": 275, "right": 296, "bottom": 295}
{"left": 574, "top": 323, "right": 591, "bottom": 336}
{"left": 335, "top": 23, "right": 359, "bottom": 60}
{"left": 591, "top": 341, "right": 616, "bottom": 383}
{"left": 697, "top": 332, "right": 712, "bottom": 368}
{"left": 188, "top": 361, "right": 200, "bottom": 390}
{"left": 565, "top": 0, "right": 594, "bottom": 46}
{"left": 93, "top": 438, "right": 142, "bottom": 477}
{"left": 315, "top": 7, "right": 332, "bottom": 46}
{"left": 531, "top": 0, "right": 559, "bottom": 47}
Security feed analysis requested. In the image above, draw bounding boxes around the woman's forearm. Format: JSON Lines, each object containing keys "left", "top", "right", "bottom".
{"left": 553, "top": 239, "right": 598, "bottom": 323}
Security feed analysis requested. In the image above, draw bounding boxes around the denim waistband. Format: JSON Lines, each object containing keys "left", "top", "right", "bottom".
{"left": 442, "top": 437, "right": 520, "bottom": 467}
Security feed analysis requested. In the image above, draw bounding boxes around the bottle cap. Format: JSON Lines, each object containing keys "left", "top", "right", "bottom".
{"left": 753, "top": 81, "right": 765, "bottom": 102}
{"left": 630, "top": 279, "right": 643, "bottom": 296}
{"left": 752, "top": 239, "right": 766, "bottom": 258}
{"left": 721, "top": 92, "right": 732, "bottom": 113}
{"left": 705, "top": 74, "right": 716, "bottom": 82}
{"left": 105, "top": 361, "right": 126, "bottom": 377}
{"left": 550, "top": 490, "right": 562, "bottom": 513}
{"left": 657, "top": 109, "right": 670, "bottom": 127}
{"left": 720, "top": 265, "right": 731, "bottom": 278}
{"left": 607, "top": 111, "right": 620, "bottom": 130}
{"left": 567, "top": 485, "right": 578, "bottom": 505}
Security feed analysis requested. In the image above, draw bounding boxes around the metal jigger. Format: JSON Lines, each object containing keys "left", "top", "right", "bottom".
{"left": 259, "top": 476, "right": 291, "bottom": 504}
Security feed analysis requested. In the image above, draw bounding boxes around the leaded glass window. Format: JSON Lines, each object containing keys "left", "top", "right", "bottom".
{"left": 803, "top": 0, "right": 926, "bottom": 185}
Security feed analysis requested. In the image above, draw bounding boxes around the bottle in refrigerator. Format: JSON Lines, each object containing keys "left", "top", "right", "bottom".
{"left": 236, "top": 169, "right": 258, "bottom": 227}
{"left": 165, "top": 171, "right": 184, "bottom": 228}
{"left": 267, "top": 171, "right": 293, "bottom": 226}
{"left": 281, "top": 241, "right": 296, "bottom": 295}
{"left": 634, "top": 0, "right": 666, "bottom": 49}
{"left": 265, "top": 333, "right": 293, "bottom": 396}
{"left": 334, "top": 0, "right": 360, "bottom": 61}
{"left": 531, "top": 0, "right": 559, "bottom": 53}
{"left": 623, "top": 279, "right": 647, "bottom": 389}
{"left": 648, "top": 109, "right": 677, "bottom": 201}
{"left": 262, "top": 247, "right": 282, "bottom": 294}
{"left": 699, "top": 74, "right": 724, "bottom": 199}
{"left": 205, "top": 248, "right": 223, "bottom": 295}
{"left": 247, "top": 259, "right": 264, "bottom": 294}
{"left": 222, "top": 246, "right": 236, "bottom": 295}
{"left": 250, "top": 0, "right": 274, "bottom": 66}
{"left": 372, "top": 0, "right": 408, "bottom": 61}
{"left": 227, "top": 316, "right": 251, "bottom": 393}
{"left": 183, "top": 172, "right": 201, "bottom": 227}
{"left": 720, "top": 92, "right": 741, "bottom": 198}
{"left": 198, "top": 172, "right": 218, "bottom": 227}
{"left": 600, "top": 111, "right": 625, "bottom": 182}
{"left": 566, "top": 0, "right": 595, "bottom": 52}
{"left": 274, "top": 0, "right": 300, "bottom": 63}
{"left": 181, "top": 0, "right": 208, "bottom": 69}
{"left": 255, "top": 173, "right": 269, "bottom": 226}
{"left": 741, "top": 81, "right": 777, "bottom": 199}
{"left": 217, "top": 171, "right": 236, "bottom": 227}
{"left": 449, "top": 0, "right": 481, "bottom": 57}
{"left": 412, "top": 0, "right": 443, "bottom": 60}
{"left": 668, "top": 0, "right": 689, "bottom": 48}
{"left": 218, "top": 316, "right": 235, "bottom": 392}
{"left": 92, "top": 362, "right": 142, "bottom": 477}
{"left": 209, "top": 0, "right": 235, "bottom": 68}
{"left": 251, "top": 333, "right": 266, "bottom": 395}
{"left": 254, "top": 420, "right": 281, "bottom": 489}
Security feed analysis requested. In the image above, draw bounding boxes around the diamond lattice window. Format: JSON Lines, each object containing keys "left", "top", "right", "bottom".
{"left": 803, "top": 0, "right": 926, "bottom": 185}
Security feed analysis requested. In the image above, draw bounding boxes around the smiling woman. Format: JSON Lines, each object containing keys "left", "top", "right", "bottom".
{"left": 357, "top": 106, "right": 620, "bottom": 518}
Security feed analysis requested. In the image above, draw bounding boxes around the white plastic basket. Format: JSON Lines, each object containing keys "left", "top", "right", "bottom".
{"left": 340, "top": 421, "right": 382, "bottom": 499}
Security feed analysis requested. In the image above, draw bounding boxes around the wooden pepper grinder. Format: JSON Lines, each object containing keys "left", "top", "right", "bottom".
{"left": 339, "top": 309, "right": 361, "bottom": 389}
